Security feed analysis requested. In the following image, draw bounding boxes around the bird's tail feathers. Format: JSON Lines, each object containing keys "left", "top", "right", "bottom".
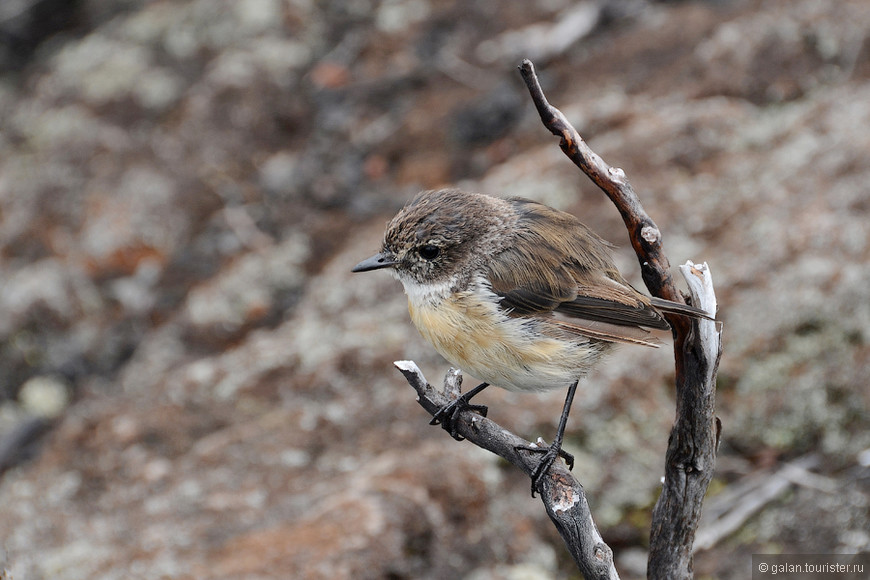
{"left": 649, "top": 296, "right": 716, "bottom": 321}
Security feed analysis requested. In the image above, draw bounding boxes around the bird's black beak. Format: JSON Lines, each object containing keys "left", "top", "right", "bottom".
{"left": 352, "top": 252, "right": 398, "bottom": 273}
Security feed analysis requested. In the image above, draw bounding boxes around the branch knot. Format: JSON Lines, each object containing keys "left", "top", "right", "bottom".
{"left": 640, "top": 224, "right": 661, "bottom": 245}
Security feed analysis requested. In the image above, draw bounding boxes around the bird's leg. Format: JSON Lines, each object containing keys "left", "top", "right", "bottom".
{"left": 515, "top": 380, "right": 578, "bottom": 497}
{"left": 430, "top": 382, "right": 490, "bottom": 441}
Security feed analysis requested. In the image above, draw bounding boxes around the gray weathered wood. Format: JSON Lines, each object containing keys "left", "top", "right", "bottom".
{"left": 395, "top": 362, "right": 620, "bottom": 580}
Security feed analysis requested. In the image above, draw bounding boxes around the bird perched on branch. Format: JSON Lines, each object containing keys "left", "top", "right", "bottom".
{"left": 353, "top": 188, "right": 710, "bottom": 495}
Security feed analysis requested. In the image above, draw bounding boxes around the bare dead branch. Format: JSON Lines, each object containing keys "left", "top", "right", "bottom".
{"left": 391, "top": 59, "right": 721, "bottom": 580}
{"left": 646, "top": 263, "right": 721, "bottom": 579}
{"left": 517, "top": 59, "right": 723, "bottom": 579}
{"left": 694, "top": 454, "right": 828, "bottom": 552}
{"left": 394, "top": 361, "right": 620, "bottom": 580}
{"left": 517, "top": 60, "right": 685, "bottom": 319}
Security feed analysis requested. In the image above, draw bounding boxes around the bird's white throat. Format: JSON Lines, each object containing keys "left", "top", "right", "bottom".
{"left": 394, "top": 272, "right": 455, "bottom": 306}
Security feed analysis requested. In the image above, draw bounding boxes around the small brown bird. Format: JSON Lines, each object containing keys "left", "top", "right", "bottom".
{"left": 353, "top": 188, "right": 709, "bottom": 494}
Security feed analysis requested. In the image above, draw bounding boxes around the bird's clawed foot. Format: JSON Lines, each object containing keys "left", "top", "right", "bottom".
{"left": 430, "top": 397, "right": 488, "bottom": 441}
{"left": 515, "top": 439, "right": 575, "bottom": 497}
{"left": 430, "top": 382, "right": 490, "bottom": 441}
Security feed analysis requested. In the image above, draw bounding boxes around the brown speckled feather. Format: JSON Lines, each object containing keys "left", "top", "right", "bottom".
{"left": 485, "top": 198, "right": 669, "bottom": 346}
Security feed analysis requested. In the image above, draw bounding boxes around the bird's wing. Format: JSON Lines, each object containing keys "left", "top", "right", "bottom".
{"left": 484, "top": 198, "right": 669, "bottom": 346}
{"left": 486, "top": 253, "right": 668, "bottom": 346}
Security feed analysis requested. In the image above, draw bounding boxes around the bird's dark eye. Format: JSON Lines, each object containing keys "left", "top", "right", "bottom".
{"left": 418, "top": 245, "right": 440, "bottom": 260}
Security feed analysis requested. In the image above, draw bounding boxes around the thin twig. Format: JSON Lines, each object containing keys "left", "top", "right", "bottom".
{"left": 517, "top": 60, "right": 684, "bottom": 319}
{"left": 517, "top": 59, "right": 722, "bottom": 579}
{"left": 394, "top": 361, "right": 620, "bottom": 580}
{"left": 694, "top": 454, "right": 831, "bottom": 551}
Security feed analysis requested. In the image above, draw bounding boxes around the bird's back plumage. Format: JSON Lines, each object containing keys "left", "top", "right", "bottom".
{"left": 485, "top": 196, "right": 669, "bottom": 347}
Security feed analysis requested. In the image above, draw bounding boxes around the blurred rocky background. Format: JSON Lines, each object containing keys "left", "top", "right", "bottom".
{"left": 0, "top": 0, "right": 868, "bottom": 578}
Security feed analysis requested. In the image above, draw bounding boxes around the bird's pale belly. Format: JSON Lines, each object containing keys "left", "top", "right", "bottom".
{"left": 407, "top": 290, "right": 606, "bottom": 392}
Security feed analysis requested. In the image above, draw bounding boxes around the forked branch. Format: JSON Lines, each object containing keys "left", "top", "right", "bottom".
{"left": 518, "top": 59, "right": 721, "bottom": 579}
{"left": 395, "top": 362, "right": 619, "bottom": 580}
{"left": 395, "top": 59, "right": 722, "bottom": 580}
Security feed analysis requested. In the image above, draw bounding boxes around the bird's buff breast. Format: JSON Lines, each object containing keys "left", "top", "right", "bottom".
{"left": 406, "top": 286, "right": 597, "bottom": 392}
